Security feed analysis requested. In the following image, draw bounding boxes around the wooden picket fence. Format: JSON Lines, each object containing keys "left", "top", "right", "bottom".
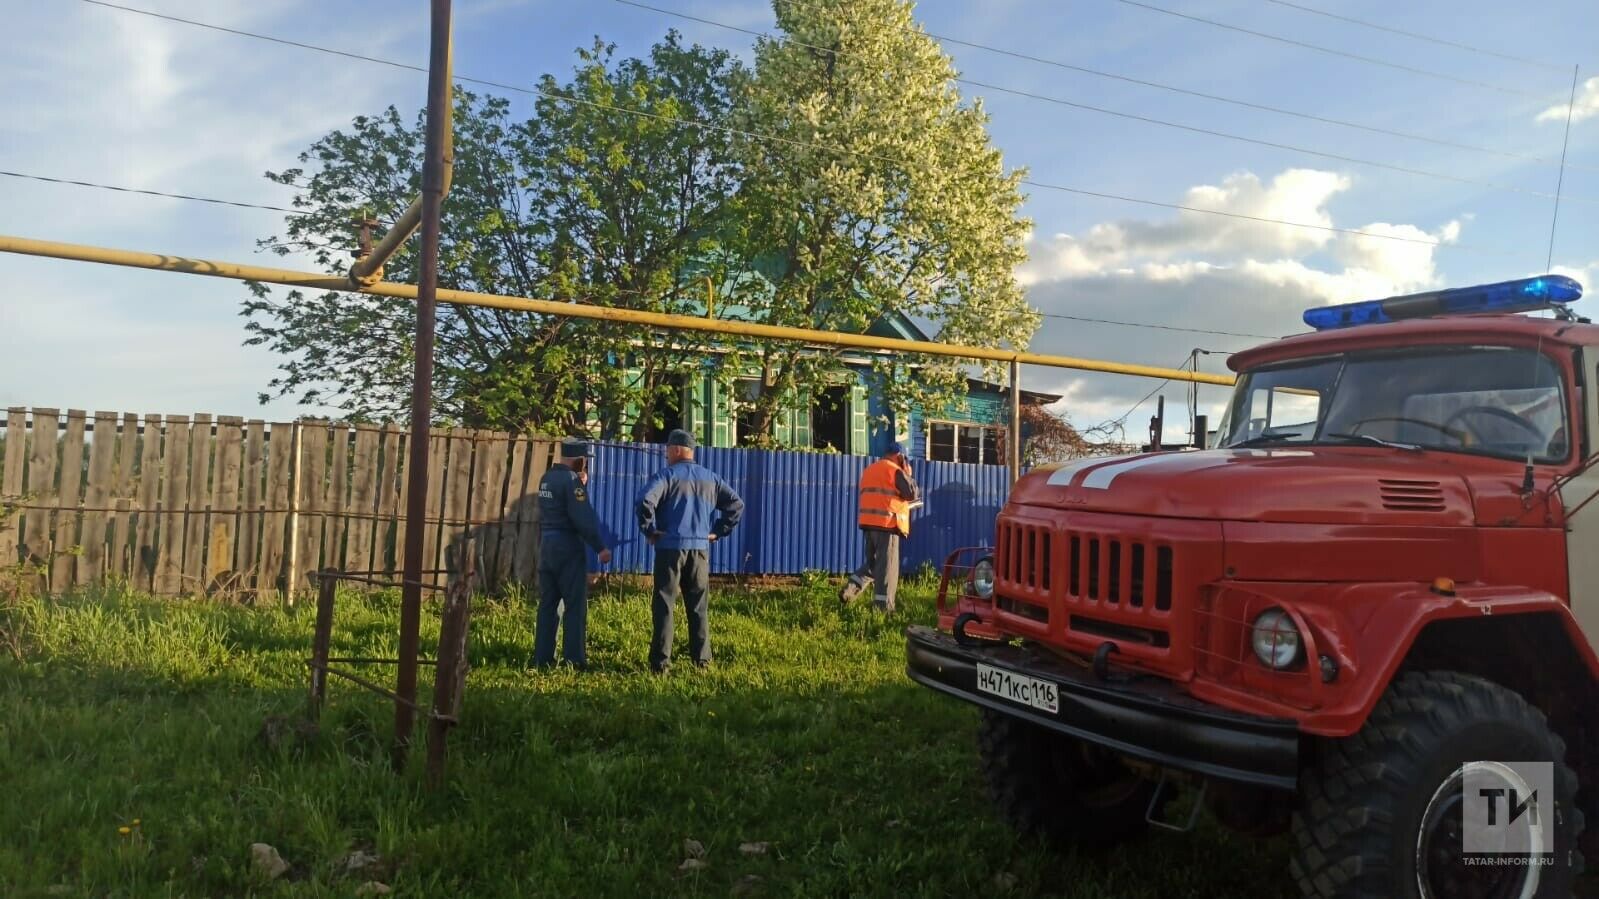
{"left": 0, "top": 408, "right": 555, "bottom": 599}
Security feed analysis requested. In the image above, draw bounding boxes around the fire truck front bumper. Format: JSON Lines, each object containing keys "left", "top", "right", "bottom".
{"left": 904, "top": 626, "right": 1300, "bottom": 791}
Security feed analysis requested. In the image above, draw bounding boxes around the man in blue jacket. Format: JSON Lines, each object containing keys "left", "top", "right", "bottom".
{"left": 635, "top": 429, "right": 744, "bottom": 673}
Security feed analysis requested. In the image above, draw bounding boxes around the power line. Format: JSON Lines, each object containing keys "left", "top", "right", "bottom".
{"left": 0, "top": 169, "right": 1360, "bottom": 340}
{"left": 1016, "top": 177, "right": 1500, "bottom": 253}
{"left": 1546, "top": 66, "right": 1581, "bottom": 272}
{"left": 927, "top": 29, "right": 1586, "bottom": 172}
{"left": 0, "top": 169, "right": 318, "bottom": 218}
{"left": 1113, "top": 0, "right": 1539, "bottom": 97}
{"left": 617, "top": 1, "right": 1592, "bottom": 203}
{"left": 1036, "top": 311, "right": 1273, "bottom": 340}
{"left": 1093, "top": 351, "right": 1234, "bottom": 437}
{"left": 954, "top": 74, "right": 1583, "bottom": 202}
{"left": 78, "top": 0, "right": 1523, "bottom": 258}
{"left": 1258, "top": 0, "right": 1570, "bottom": 71}
{"left": 619, "top": 0, "right": 1586, "bottom": 174}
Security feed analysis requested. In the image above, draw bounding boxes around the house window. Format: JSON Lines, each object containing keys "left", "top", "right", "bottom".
{"left": 926, "top": 420, "right": 1006, "bottom": 465}
{"left": 641, "top": 374, "right": 687, "bottom": 444}
{"left": 812, "top": 385, "right": 850, "bottom": 452}
{"left": 735, "top": 379, "right": 765, "bottom": 447}
{"left": 958, "top": 426, "right": 982, "bottom": 464}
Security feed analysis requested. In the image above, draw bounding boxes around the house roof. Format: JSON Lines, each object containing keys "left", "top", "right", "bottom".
{"left": 966, "top": 377, "right": 1062, "bottom": 405}
{"left": 867, "top": 311, "right": 934, "bottom": 343}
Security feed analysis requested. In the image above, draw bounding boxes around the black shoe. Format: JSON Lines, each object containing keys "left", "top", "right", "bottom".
{"left": 651, "top": 663, "right": 671, "bottom": 675}
{"left": 694, "top": 659, "right": 712, "bottom": 670}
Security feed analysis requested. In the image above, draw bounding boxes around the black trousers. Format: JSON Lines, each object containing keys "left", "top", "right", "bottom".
{"left": 533, "top": 536, "right": 588, "bottom": 667}
{"left": 651, "top": 548, "right": 710, "bottom": 669}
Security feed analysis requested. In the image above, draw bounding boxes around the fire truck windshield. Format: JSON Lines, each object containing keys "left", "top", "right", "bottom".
{"left": 1217, "top": 346, "right": 1569, "bottom": 462}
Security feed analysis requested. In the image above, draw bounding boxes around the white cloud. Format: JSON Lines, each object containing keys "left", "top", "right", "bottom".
{"left": 1016, "top": 167, "right": 1466, "bottom": 439}
{"left": 0, "top": 1, "right": 420, "bottom": 418}
{"left": 1537, "top": 76, "right": 1599, "bottom": 125}
{"left": 1018, "top": 169, "right": 1349, "bottom": 285}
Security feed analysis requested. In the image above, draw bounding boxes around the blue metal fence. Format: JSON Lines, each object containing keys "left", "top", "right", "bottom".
{"left": 583, "top": 443, "right": 1009, "bottom": 575}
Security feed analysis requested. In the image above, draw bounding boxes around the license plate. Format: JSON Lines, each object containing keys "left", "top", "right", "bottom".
{"left": 976, "top": 663, "right": 1059, "bottom": 714}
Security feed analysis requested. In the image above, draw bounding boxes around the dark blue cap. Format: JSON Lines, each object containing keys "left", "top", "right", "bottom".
{"left": 560, "top": 439, "right": 590, "bottom": 458}
{"left": 888, "top": 441, "right": 906, "bottom": 456}
{"left": 667, "top": 429, "right": 697, "bottom": 449}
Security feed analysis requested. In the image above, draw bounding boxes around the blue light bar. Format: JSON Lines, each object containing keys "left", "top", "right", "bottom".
{"left": 1303, "top": 275, "right": 1584, "bottom": 330}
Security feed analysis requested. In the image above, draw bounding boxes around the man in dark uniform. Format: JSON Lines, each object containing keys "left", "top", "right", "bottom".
{"left": 635, "top": 430, "right": 743, "bottom": 673}
{"left": 532, "top": 439, "right": 611, "bottom": 670}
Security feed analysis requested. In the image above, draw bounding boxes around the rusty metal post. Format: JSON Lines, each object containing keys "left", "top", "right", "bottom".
{"left": 427, "top": 535, "right": 475, "bottom": 788}
{"left": 395, "top": 0, "right": 454, "bottom": 772}
{"left": 308, "top": 568, "right": 337, "bottom": 719}
{"left": 1008, "top": 358, "right": 1022, "bottom": 481}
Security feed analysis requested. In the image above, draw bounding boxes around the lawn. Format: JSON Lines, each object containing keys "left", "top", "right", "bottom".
{"left": 0, "top": 576, "right": 1293, "bottom": 897}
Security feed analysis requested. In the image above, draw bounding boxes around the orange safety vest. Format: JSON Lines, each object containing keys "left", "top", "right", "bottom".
{"left": 858, "top": 458, "right": 912, "bottom": 536}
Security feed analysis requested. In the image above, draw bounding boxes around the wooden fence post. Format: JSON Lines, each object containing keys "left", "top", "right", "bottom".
{"left": 285, "top": 421, "right": 303, "bottom": 606}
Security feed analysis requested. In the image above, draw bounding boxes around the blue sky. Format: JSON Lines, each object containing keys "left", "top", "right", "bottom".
{"left": 3, "top": 0, "right": 1595, "bottom": 437}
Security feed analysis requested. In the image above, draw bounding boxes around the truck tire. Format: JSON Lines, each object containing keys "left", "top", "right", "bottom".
{"left": 1291, "top": 670, "right": 1585, "bottom": 898}
{"left": 977, "top": 707, "right": 1160, "bottom": 849}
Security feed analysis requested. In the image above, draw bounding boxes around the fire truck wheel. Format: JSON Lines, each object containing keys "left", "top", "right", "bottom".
{"left": 977, "top": 708, "right": 1163, "bottom": 850}
{"left": 1290, "top": 670, "right": 1585, "bottom": 899}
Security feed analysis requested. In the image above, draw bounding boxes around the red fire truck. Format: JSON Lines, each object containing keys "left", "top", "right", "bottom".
{"left": 907, "top": 276, "right": 1595, "bottom": 897}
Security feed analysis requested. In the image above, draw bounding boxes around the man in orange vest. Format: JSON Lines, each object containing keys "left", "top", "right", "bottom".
{"left": 840, "top": 442, "right": 920, "bottom": 613}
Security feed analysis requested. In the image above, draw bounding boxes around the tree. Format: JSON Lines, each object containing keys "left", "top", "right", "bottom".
{"left": 1013, "top": 405, "right": 1127, "bottom": 466}
{"left": 243, "top": 34, "right": 745, "bottom": 433}
{"left": 723, "top": 0, "right": 1038, "bottom": 444}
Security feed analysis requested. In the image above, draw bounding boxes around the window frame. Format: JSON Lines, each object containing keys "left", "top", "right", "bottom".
{"left": 924, "top": 418, "right": 1007, "bottom": 465}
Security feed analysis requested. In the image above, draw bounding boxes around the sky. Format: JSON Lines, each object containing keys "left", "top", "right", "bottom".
{"left": 2, "top": 0, "right": 1596, "bottom": 440}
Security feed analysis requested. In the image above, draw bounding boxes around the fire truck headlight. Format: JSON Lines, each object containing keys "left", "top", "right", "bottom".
{"left": 1250, "top": 608, "right": 1303, "bottom": 670}
{"left": 972, "top": 557, "right": 996, "bottom": 599}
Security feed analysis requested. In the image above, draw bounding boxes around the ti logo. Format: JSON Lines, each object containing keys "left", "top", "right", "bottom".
{"left": 1462, "top": 761, "right": 1555, "bottom": 856}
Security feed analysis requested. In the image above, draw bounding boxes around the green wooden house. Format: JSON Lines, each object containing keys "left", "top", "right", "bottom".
{"left": 606, "top": 311, "right": 1060, "bottom": 464}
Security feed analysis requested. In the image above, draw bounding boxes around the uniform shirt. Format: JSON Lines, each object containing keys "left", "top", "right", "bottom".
{"left": 538, "top": 463, "right": 604, "bottom": 552}
{"left": 635, "top": 460, "right": 744, "bottom": 551}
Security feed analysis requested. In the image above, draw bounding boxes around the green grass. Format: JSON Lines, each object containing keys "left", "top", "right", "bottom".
{"left": 0, "top": 577, "right": 1293, "bottom": 897}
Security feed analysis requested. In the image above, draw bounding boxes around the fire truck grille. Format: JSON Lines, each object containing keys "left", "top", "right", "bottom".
{"left": 1063, "top": 534, "right": 1173, "bottom": 612}
{"left": 991, "top": 512, "right": 1220, "bottom": 674}
{"left": 996, "top": 519, "right": 1182, "bottom": 658}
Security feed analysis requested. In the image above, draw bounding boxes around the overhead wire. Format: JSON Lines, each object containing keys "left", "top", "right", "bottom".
{"left": 1257, "top": 0, "right": 1571, "bottom": 71}
{"left": 1112, "top": 0, "right": 1540, "bottom": 97}
{"left": 0, "top": 169, "right": 339, "bottom": 219}
{"left": 910, "top": 22, "right": 1591, "bottom": 172}
{"left": 1035, "top": 312, "right": 1273, "bottom": 341}
{"left": 0, "top": 176, "right": 1290, "bottom": 348}
{"left": 76, "top": 0, "right": 1528, "bottom": 261}
{"left": 618, "top": 0, "right": 1596, "bottom": 189}
{"left": 1, "top": 155, "right": 1292, "bottom": 340}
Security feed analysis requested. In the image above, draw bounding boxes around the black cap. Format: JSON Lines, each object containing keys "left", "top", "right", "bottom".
{"left": 560, "top": 439, "right": 590, "bottom": 458}
{"left": 667, "top": 429, "right": 696, "bottom": 449}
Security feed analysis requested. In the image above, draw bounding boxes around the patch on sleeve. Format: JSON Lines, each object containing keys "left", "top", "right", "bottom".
{"left": 572, "top": 486, "right": 587, "bottom": 502}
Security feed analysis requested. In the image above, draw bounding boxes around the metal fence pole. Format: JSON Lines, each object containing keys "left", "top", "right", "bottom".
{"left": 395, "top": 0, "right": 453, "bottom": 771}
{"left": 1008, "top": 358, "right": 1022, "bottom": 481}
